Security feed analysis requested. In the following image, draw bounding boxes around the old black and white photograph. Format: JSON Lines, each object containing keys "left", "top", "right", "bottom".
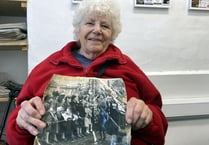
{"left": 34, "top": 74, "right": 131, "bottom": 145}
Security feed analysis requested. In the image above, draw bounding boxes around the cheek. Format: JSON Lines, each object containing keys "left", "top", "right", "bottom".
{"left": 104, "top": 31, "right": 112, "bottom": 41}
{"left": 78, "top": 32, "right": 86, "bottom": 42}
{"left": 81, "top": 31, "right": 91, "bottom": 41}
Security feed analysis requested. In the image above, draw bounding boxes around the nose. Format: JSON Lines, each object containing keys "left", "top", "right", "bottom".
{"left": 93, "top": 24, "right": 102, "bottom": 34}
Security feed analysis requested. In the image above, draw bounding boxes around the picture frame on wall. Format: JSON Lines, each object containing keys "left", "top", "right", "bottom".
{"left": 189, "top": 0, "right": 209, "bottom": 10}
{"left": 134, "top": 0, "right": 170, "bottom": 8}
{"left": 72, "top": 0, "right": 82, "bottom": 4}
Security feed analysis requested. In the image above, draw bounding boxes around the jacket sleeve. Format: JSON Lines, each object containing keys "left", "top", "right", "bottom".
{"left": 5, "top": 54, "right": 59, "bottom": 145}
{"left": 6, "top": 106, "right": 35, "bottom": 145}
{"left": 6, "top": 75, "right": 36, "bottom": 145}
{"left": 122, "top": 58, "right": 168, "bottom": 145}
{"left": 131, "top": 104, "right": 168, "bottom": 145}
{"left": 126, "top": 78, "right": 168, "bottom": 145}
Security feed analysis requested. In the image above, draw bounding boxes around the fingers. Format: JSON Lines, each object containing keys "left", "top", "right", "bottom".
{"left": 16, "top": 96, "right": 46, "bottom": 136}
{"left": 133, "top": 105, "right": 153, "bottom": 129}
{"left": 29, "top": 96, "right": 46, "bottom": 115}
{"left": 126, "top": 97, "right": 153, "bottom": 130}
{"left": 16, "top": 113, "right": 40, "bottom": 136}
{"left": 126, "top": 97, "right": 141, "bottom": 124}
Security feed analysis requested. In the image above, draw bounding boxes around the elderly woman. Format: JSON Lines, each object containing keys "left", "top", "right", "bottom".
{"left": 6, "top": 0, "right": 167, "bottom": 145}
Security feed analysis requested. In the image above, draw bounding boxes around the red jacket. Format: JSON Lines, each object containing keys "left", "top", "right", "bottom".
{"left": 6, "top": 41, "right": 167, "bottom": 145}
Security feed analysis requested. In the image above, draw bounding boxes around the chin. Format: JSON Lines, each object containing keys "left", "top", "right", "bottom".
{"left": 89, "top": 46, "right": 104, "bottom": 52}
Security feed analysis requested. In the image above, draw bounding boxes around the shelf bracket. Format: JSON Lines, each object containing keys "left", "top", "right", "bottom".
{"left": 21, "top": 45, "right": 28, "bottom": 51}
{"left": 21, "top": 1, "right": 27, "bottom": 8}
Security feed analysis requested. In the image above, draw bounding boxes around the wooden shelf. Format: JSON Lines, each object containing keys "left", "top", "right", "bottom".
{"left": 0, "top": 97, "right": 9, "bottom": 102}
{"left": 8, "top": 0, "right": 27, "bottom": 6}
{"left": 0, "top": 39, "right": 28, "bottom": 50}
{"left": 0, "top": 0, "right": 27, "bottom": 50}
{"left": 0, "top": 0, "right": 28, "bottom": 86}
{"left": 0, "top": 0, "right": 27, "bottom": 16}
{"left": 8, "top": 0, "right": 27, "bottom": 8}
{"left": 8, "top": 0, "right": 27, "bottom": 1}
{"left": 0, "top": 39, "right": 27, "bottom": 46}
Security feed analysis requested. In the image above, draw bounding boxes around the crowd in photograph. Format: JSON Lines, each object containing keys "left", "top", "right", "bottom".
{"left": 37, "top": 79, "right": 128, "bottom": 145}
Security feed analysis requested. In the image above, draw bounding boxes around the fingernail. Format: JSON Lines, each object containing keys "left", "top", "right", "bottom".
{"left": 127, "top": 118, "right": 132, "bottom": 124}
{"left": 40, "top": 110, "right": 45, "bottom": 115}
{"left": 42, "top": 122, "right": 47, "bottom": 128}
{"left": 32, "top": 130, "right": 38, "bottom": 135}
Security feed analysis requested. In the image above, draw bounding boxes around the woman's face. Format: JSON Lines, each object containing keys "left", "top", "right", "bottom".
{"left": 77, "top": 12, "right": 112, "bottom": 59}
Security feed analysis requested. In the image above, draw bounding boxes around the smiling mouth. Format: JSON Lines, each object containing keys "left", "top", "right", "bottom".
{"left": 88, "top": 38, "right": 102, "bottom": 42}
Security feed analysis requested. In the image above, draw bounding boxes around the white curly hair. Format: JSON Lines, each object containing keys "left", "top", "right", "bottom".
{"left": 72, "top": 0, "right": 122, "bottom": 43}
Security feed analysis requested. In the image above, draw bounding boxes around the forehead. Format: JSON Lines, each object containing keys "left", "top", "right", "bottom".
{"left": 83, "top": 11, "right": 111, "bottom": 23}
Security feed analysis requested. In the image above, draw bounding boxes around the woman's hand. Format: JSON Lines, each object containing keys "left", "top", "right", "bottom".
{"left": 126, "top": 97, "right": 153, "bottom": 130}
{"left": 16, "top": 96, "right": 46, "bottom": 136}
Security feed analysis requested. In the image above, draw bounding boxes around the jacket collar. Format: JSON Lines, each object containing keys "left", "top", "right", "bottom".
{"left": 50, "top": 41, "right": 127, "bottom": 66}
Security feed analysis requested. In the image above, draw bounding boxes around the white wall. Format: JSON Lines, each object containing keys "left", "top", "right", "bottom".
{"left": 165, "top": 118, "right": 209, "bottom": 145}
{"left": 27, "top": 0, "right": 209, "bottom": 144}
{"left": 27, "top": 0, "right": 209, "bottom": 72}
{"left": 27, "top": 0, "right": 209, "bottom": 108}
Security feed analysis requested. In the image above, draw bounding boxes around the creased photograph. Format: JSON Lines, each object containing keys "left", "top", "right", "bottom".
{"left": 34, "top": 74, "right": 131, "bottom": 145}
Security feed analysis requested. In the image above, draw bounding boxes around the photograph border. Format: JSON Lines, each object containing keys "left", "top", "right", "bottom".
{"left": 188, "top": 0, "right": 209, "bottom": 11}
{"left": 134, "top": 0, "right": 170, "bottom": 9}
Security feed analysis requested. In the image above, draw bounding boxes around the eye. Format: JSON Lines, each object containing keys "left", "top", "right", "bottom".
{"left": 101, "top": 24, "right": 109, "bottom": 29}
{"left": 85, "top": 22, "right": 94, "bottom": 25}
